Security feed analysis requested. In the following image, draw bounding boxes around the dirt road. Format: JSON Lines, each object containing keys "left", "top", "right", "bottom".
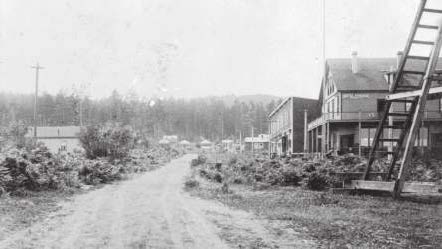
{"left": 0, "top": 154, "right": 309, "bottom": 249}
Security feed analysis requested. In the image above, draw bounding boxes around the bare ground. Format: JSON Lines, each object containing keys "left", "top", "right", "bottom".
{"left": 189, "top": 181, "right": 442, "bottom": 248}
{"left": 0, "top": 154, "right": 305, "bottom": 249}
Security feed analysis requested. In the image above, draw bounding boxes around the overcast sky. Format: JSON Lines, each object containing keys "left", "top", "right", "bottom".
{"left": 0, "top": 0, "right": 432, "bottom": 100}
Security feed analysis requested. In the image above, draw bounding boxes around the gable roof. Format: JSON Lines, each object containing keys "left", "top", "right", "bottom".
{"left": 326, "top": 57, "right": 442, "bottom": 92}
{"left": 327, "top": 58, "right": 395, "bottom": 91}
{"left": 26, "top": 126, "right": 81, "bottom": 138}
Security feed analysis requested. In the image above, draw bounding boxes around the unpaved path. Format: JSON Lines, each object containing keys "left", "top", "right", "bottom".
{"left": 0, "top": 155, "right": 311, "bottom": 249}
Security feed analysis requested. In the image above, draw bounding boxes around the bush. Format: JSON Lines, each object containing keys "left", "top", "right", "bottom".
{"left": 305, "top": 172, "right": 329, "bottom": 190}
{"left": 78, "top": 160, "right": 122, "bottom": 185}
{"left": 281, "top": 167, "right": 302, "bottom": 186}
{"left": 213, "top": 172, "right": 223, "bottom": 183}
{"left": 0, "top": 145, "right": 80, "bottom": 192}
{"left": 184, "top": 178, "right": 200, "bottom": 189}
{"left": 80, "top": 124, "right": 134, "bottom": 160}
{"left": 191, "top": 154, "right": 207, "bottom": 167}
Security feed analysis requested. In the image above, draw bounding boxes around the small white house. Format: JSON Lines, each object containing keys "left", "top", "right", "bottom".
{"left": 25, "top": 126, "right": 82, "bottom": 154}
{"left": 179, "top": 140, "right": 191, "bottom": 148}
{"left": 244, "top": 134, "right": 270, "bottom": 153}
{"left": 162, "top": 135, "right": 178, "bottom": 144}
{"left": 200, "top": 139, "right": 213, "bottom": 151}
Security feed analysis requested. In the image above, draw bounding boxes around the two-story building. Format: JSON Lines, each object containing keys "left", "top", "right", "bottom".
{"left": 268, "top": 97, "right": 319, "bottom": 156}
{"left": 308, "top": 52, "right": 442, "bottom": 156}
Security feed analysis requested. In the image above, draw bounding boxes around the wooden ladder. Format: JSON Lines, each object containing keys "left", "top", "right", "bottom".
{"left": 362, "top": 0, "right": 442, "bottom": 197}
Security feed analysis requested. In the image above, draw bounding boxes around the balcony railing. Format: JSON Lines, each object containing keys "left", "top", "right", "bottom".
{"left": 308, "top": 110, "right": 442, "bottom": 130}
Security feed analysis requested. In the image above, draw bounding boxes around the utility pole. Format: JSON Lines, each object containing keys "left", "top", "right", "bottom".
{"left": 304, "top": 109, "right": 308, "bottom": 153}
{"left": 251, "top": 126, "right": 254, "bottom": 155}
{"left": 220, "top": 111, "right": 224, "bottom": 141}
{"left": 31, "top": 63, "right": 44, "bottom": 138}
{"left": 79, "top": 100, "right": 83, "bottom": 126}
{"left": 239, "top": 131, "right": 242, "bottom": 154}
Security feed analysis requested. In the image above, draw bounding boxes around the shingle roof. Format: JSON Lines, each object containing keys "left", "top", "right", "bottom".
{"left": 25, "top": 126, "right": 81, "bottom": 138}
{"left": 327, "top": 58, "right": 396, "bottom": 91}
{"left": 327, "top": 57, "right": 442, "bottom": 91}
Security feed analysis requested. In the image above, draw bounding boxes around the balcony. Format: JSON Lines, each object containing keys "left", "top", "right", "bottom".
{"left": 308, "top": 110, "right": 442, "bottom": 130}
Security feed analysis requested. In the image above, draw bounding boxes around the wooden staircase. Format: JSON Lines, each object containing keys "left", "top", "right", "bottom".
{"left": 361, "top": 0, "right": 442, "bottom": 197}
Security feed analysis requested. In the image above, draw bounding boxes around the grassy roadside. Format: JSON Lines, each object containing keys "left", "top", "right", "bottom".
{"left": 0, "top": 150, "right": 181, "bottom": 241}
{"left": 186, "top": 154, "right": 442, "bottom": 248}
{"left": 0, "top": 190, "right": 77, "bottom": 241}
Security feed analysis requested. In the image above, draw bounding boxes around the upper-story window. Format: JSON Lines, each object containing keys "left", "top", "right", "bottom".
{"left": 440, "top": 97, "right": 442, "bottom": 112}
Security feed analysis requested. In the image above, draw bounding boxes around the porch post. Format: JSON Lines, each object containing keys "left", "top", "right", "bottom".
{"left": 310, "top": 130, "right": 314, "bottom": 153}
{"left": 316, "top": 128, "right": 319, "bottom": 153}
{"left": 304, "top": 109, "right": 308, "bottom": 153}
{"left": 326, "top": 122, "right": 330, "bottom": 153}
{"left": 358, "top": 112, "right": 362, "bottom": 157}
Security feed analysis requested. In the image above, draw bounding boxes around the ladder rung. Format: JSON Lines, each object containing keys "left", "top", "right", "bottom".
{"left": 387, "top": 113, "right": 411, "bottom": 117}
{"left": 417, "top": 24, "right": 439, "bottom": 30}
{"left": 403, "top": 70, "right": 425, "bottom": 75}
{"left": 379, "top": 138, "right": 400, "bottom": 142}
{"left": 412, "top": 40, "right": 434, "bottom": 45}
{"left": 430, "top": 76, "right": 442, "bottom": 81}
{"left": 406, "top": 55, "right": 430, "bottom": 60}
{"left": 423, "top": 8, "right": 442, "bottom": 14}
{"left": 396, "top": 85, "right": 421, "bottom": 90}
{"left": 383, "top": 125, "right": 403, "bottom": 129}
{"left": 373, "top": 151, "right": 395, "bottom": 155}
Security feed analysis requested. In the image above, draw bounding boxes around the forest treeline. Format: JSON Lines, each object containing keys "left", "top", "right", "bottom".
{"left": 0, "top": 91, "right": 284, "bottom": 141}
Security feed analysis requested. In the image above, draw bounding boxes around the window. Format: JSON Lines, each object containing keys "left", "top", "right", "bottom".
{"left": 405, "top": 100, "right": 412, "bottom": 112}
{"left": 377, "top": 99, "right": 386, "bottom": 112}
{"left": 360, "top": 128, "right": 377, "bottom": 146}
{"left": 440, "top": 98, "right": 442, "bottom": 112}
{"left": 360, "top": 128, "right": 369, "bottom": 146}
{"left": 414, "top": 127, "right": 428, "bottom": 147}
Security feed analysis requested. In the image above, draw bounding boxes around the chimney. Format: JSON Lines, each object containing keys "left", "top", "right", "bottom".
{"left": 351, "top": 51, "right": 359, "bottom": 74}
{"left": 396, "top": 51, "right": 404, "bottom": 70}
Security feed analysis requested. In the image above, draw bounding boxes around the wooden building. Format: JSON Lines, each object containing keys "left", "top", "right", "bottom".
{"left": 25, "top": 126, "right": 82, "bottom": 154}
{"left": 308, "top": 52, "right": 442, "bottom": 156}
{"left": 244, "top": 134, "right": 269, "bottom": 153}
{"left": 268, "top": 97, "right": 319, "bottom": 156}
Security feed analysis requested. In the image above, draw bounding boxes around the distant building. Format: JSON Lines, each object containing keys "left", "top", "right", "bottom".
{"left": 221, "top": 139, "right": 234, "bottom": 152}
{"left": 162, "top": 135, "right": 178, "bottom": 144}
{"left": 268, "top": 97, "right": 319, "bottom": 156}
{"left": 244, "top": 134, "right": 269, "bottom": 153}
{"left": 25, "top": 126, "right": 82, "bottom": 154}
{"left": 200, "top": 139, "right": 213, "bottom": 151}
{"left": 159, "top": 138, "right": 170, "bottom": 145}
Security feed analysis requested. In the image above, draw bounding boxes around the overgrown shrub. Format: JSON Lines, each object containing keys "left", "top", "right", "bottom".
{"left": 213, "top": 172, "right": 223, "bottom": 183}
{"left": 305, "top": 172, "right": 329, "bottom": 190}
{"left": 78, "top": 160, "right": 122, "bottom": 185}
{"left": 191, "top": 154, "right": 207, "bottom": 167}
{"left": 184, "top": 178, "right": 200, "bottom": 189}
{"left": 0, "top": 145, "right": 80, "bottom": 193}
{"left": 80, "top": 123, "right": 134, "bottom": 160}
{"left": 281, "top": 167, "right": 302, "bottom": 186}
